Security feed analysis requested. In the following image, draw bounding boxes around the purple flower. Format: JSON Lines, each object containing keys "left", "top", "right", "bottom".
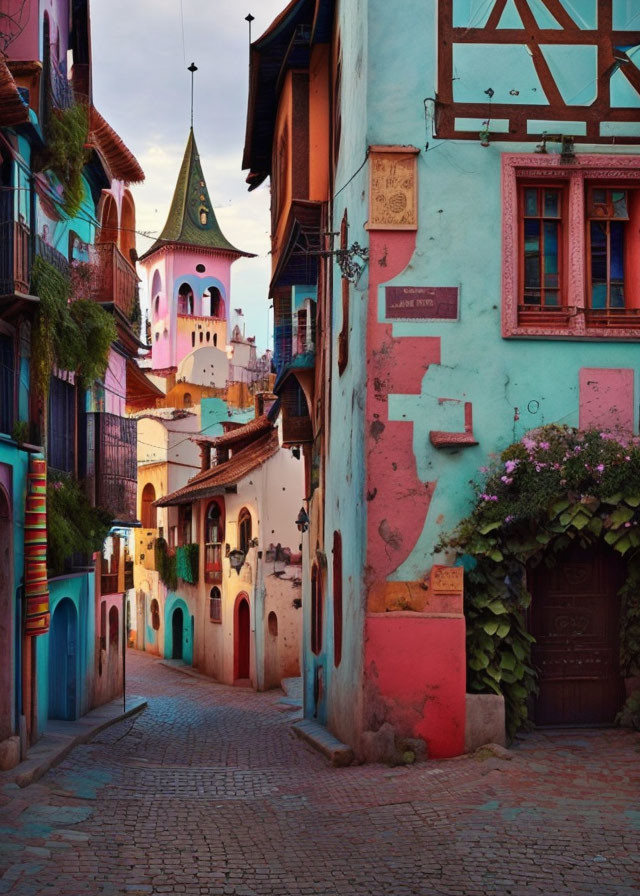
{"left": 596, "top": 464, "right": 605, "bottom": 472}
{"left": 504, "top": 515, "right": 514, "bottom": 524}
{"left": 504, "top": 459, "right": 518, "bottom": 474}
{"left": 501, "top": 476, "right": 513, "bottom": 485}
{"left": 539, "top": 441, "right": 550, "bottom": 450}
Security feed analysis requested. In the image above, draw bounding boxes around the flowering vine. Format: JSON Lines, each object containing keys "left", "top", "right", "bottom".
{"left": 437, "top": 425, "right": 640, "bottom": 738}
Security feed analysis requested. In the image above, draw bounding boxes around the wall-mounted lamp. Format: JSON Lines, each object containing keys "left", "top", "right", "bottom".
{"left": 295, "top": 507, "right": 310, "bottom": 533}
{"left": 229, "top": 549, "right": 245, "bottom": 574}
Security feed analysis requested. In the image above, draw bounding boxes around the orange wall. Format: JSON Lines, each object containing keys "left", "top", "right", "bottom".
{"left": 309, "top": 44, "right": 330, "bottom": 203}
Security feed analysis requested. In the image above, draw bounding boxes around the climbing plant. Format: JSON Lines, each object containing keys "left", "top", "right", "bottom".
{"left": 31, "top": 256, "right": 116, "bottom": 396}
{"left": 47, "top": 475, "right": 113, "bottom": 576}
{"left": 40, "top": 102, "right": 91, "bottom": 217}
{"left": 154, "top": 536, "right": 178, "bottom": 591}
{"left": 437, "top": 425, "right": 640, "bottom": 739}
{"left": 176, "top": 543, "right": 199, "bottom": 585}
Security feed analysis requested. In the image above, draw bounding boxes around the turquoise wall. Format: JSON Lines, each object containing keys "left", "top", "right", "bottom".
{"left": 36, "top": 572, "right": 95, "bottom": 735}
{"left": 200, "top": 398, "right": 253, "bottom": 437}
{"left": 164, "top": 594, "right": 194, "bottom": 666}
{"left": 365, "top": 0, "right": 640, "bottom": 581}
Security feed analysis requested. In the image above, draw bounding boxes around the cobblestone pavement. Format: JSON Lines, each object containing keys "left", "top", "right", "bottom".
{"left": 0, "top": 650, "right": 638, "bottom": 896}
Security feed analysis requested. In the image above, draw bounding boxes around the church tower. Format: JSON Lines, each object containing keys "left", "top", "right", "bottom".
{"left": 139, "top": 129, "right": 253, "bottom": 376}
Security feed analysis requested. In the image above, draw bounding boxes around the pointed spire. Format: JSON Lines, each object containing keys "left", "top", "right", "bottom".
{"left": 139, "top": 130, "right": 254, "bottom": 261}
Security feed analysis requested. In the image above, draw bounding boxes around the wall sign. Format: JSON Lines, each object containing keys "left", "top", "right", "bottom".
{"left": 385, "top": 286, "right": 459, "bottom": 320}
{"left": 430, "top": 565, "right": 464, "bottom": 595}
{"left": 367, "top": 146, "right": 419, "bottom": 231}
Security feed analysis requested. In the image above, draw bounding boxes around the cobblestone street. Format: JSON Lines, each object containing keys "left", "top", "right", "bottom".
{"left": 0, "top": 650, "right": 638, "bottom": 896}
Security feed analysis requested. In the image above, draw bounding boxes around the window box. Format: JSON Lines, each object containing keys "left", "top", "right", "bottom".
{"left": 502, "top": 155, "right": 640, "bottom": 340}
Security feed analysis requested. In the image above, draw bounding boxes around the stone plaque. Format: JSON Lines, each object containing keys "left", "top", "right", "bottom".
{"left": 386, "top": 286, "right": 459, "bottom": 320}
{"left": 431, "top": 565, "right": 464, "bottom": 594}
{"left": 368, "top": 147, "right": 419, "bottom": 230}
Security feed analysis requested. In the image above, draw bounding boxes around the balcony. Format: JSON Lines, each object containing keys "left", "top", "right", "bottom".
{"left": 0, "top": 219, "right": 30, "bottom": 296}
{"left": 36, "top": 236, "right": 70, "bottom": 279}
{"left": 86, "top": 413, "right": 137, "bottom": 524}
{"left": 90, "top": 242, "right": 137, "bottom": 320}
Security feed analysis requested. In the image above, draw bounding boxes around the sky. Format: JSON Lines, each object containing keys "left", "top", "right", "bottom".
{"left": 90, "top": 0, "right": 288, "bottom": 352}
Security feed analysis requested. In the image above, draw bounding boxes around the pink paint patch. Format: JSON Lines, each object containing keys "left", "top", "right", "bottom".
{"left": 365, "top": 614, "right": 466, "bottom": 759}
{"left": 365, "top": 230, "right": 440, "bottom": 580}
{"left": 579, "top": 368, "right": 635, "bottom": 433}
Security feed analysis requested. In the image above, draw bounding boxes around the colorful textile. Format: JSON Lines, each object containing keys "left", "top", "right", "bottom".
{"left": 24, "top": 455, "right": 49, "bottom": 635}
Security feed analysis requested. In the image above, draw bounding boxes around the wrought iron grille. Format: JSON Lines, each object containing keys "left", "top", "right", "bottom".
{"left": 95, "top": 413, "right": 137, "bottom": 523}
{"left": 0, "top": 332, "right": 15, "bottom": 435}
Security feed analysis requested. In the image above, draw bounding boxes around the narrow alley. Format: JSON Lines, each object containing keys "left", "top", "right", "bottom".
{"left": 0, "top": 650, "right": 638, "bottom": 896}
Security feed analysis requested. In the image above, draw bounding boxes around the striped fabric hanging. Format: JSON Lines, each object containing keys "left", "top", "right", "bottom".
{"left": 24, "top": 455, "right": 50, "bottom": 635}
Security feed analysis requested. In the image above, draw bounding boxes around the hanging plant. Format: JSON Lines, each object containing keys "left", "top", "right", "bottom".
{"left": 31, "top": 256, "right": 116, "bottom": 396}
{"left": 154, "top": 537, "right": 178, "bottom": 591}
{"left": 47, "top": 475, "right": 113, "bottom": 576}
{"left": 176, "top": 543, "right": 199, "bottom": 585}
{"left": 437, "top": 424, "right": 640, "bottom": 739}
{"left": 39, "top": 102, "right": 91, "bottom": 217}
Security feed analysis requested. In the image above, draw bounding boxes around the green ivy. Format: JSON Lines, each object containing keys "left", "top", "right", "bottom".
{"left": 438, "top": 425, "right": 640, "bottom": 739}
{"left": 176, "top": 543, "right": 199, "bottom": 585}
{"left": 41, "top": 102, "right": 91, "bottom": 217}
{"left": 154, "top": 537, "right": 178, "bottom": 591}
{"left": 31, "top": 256, "right": 116, "bottom": 395}
{"left": 47, "top": 475, "right": 113, "bottom": 576}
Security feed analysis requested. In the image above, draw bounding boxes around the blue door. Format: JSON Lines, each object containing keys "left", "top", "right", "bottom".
{"left": 48, "top": 598, "right": 78, "bottom": 721}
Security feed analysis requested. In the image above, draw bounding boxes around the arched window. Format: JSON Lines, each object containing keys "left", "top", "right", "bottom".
{"left": 332, "top": 531, "right": 343, "bottom": 667}
{"left": 206, "top": 331, "right": 210, "bottom": 342}
{"left": 204, "top": 287, "right": 224, "bottom": 319}
{"left": 213, "top": 333, "right": 218, "bottom": 347}
{"left": 209, "top": 587, "right": 221, "bottom": 622}
{"left": 268, "top": 611, "right": 278, "bottom": 636}
{"left": 178, "top": 282, "right": 194, "bottom": 315}
{"left": 154, "top": 296, "right": 160, "bottom": 317}
{"left": 108, "top": 606, "right": 119, "bottom": 650}
{"left": 205, "top": 501, "right": 224, "bottom": 583}
{"left": 238, "top": 507, "right": 252, "bottom": 555}
{"left": 150, "top": 599, "right": 160, "bottom": 630}
{"left": 183, "top": 392, "right": 192, "bottom": 408}
{"left": 311, "top": 564, "right": 323, "bottom": 655}
{"left": 98, "top": 193, "right": 118, "bottom": 244}
{"left": 141, "top": 483, "right": 157, "bottom": 528}
{"left": 120, "top": 190, "right": 136, "bottom": 262}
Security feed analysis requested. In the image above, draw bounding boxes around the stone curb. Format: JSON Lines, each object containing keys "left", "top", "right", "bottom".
{"left": 292, "top": 718, "right": 354, "bottom": 767}
{"left": 1, "top": 696, "right": 147, "bottom": 789}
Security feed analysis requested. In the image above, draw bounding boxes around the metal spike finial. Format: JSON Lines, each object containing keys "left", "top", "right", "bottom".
{"left": 188, "top": 62, "right": 198, "bottom": 128}
{"left": 245, "top": 13, "right": 255, "bottom": 43}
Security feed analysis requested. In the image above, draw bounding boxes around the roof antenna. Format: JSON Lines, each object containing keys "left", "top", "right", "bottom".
{"left": 188, "top": 62, "right": 198, "bottom": 129}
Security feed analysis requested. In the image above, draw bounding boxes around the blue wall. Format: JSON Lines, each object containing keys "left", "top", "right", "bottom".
{"left": 36, "top": 572, "right": 95, "bottom": 735}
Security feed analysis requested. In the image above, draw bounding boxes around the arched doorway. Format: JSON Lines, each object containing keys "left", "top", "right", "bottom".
{"left": 234, "top": 594, "right": 250, "bottom": 681}
{"left": 172, "top": 607, "right": 184, "bottom": 660}
{"left": 48, "top": 598, "right": 78, "bottom": 721}
{"left": 140, "top": 483, "right": 157, "bottom": 529}
{"left": 530, "top": 542, "right": 626, "bottom": 726}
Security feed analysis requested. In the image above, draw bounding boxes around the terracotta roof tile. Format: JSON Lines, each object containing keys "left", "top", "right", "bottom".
{"left": 156, "top": 428, "right": 279, "bottom": 506}
{"left": 0, "top": 60, "right": 30, "bottom": 127}
{"left": 193, "top": 414, "right": 271, "bottom": 448}
{"left": 89, "top": 107, "right": 144, "bottom": 184}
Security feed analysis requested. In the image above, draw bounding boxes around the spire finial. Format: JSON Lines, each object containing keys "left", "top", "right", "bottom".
{"left": 188, "top": 62, "right": 198, "bottom": 128}
{"left": 245, "top": 13, "right": 255, "bottom": 44}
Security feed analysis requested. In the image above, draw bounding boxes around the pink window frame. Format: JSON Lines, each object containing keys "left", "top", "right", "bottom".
{"left": 502, "top": 154, "right": 640, "bottom": 341}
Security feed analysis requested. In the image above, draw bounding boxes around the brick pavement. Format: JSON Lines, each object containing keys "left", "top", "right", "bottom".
{"left": 0, "top": 649, "right": 638, "bottom": 896}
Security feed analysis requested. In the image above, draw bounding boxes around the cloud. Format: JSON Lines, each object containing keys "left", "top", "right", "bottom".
{"left": 91, "top": 0, "right": 286, "bottom": 350}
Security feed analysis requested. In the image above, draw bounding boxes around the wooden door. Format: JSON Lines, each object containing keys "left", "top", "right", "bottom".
{"left": 530, "top": 543, "right": 625, "bottom": 726}
{"left": 236, "top": 598, "right": 250, "bottom": 680}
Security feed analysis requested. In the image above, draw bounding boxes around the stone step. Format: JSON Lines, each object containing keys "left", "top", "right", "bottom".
{"left": 292, "top": 719, "right": 354, "bottom": 767}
